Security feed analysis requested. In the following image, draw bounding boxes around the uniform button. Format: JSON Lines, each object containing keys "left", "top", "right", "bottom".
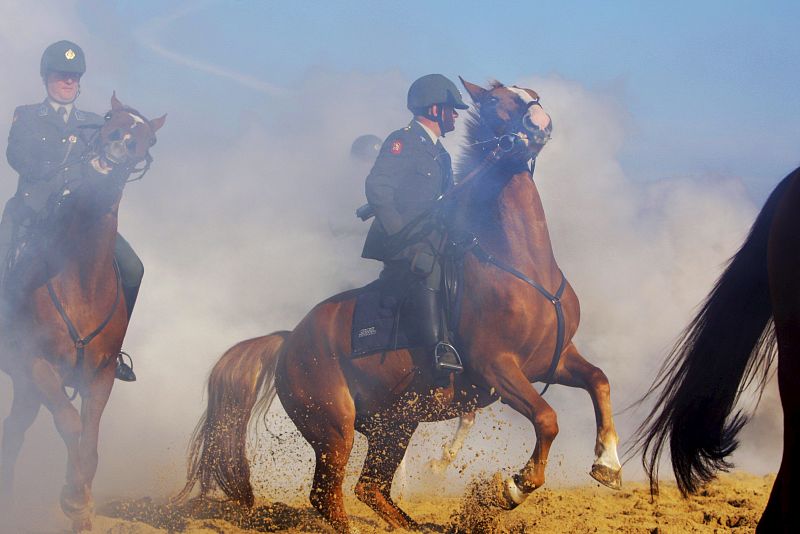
{"left": 62, "top": 138, "right": 66, "bottom": 143}
{"left": 41, "top": 137, "right": 46, "bottom": 141}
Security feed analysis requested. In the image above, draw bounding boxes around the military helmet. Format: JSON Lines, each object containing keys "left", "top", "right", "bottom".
{"left": 407, "top": 74, "right": 469, "bottom": 112}
{"left": 40, "top": 40, "right": 86, "bottom": 78}
{"left": 350, "top": 134, "right": 383, "bottom": 163}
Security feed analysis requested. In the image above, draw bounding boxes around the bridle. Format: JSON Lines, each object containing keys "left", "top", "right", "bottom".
{"left": 96, "top": 107, "right": 157, "bottom": 183}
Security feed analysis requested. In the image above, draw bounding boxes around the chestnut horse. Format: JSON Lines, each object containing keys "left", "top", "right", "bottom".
{"left": 178, "top": 79, "right": 622, "bottom": 532}
{"left": 633, "top": 166, "right": 800, "bottom": 532}
{"left": 0, "top": 95, "right": 164, "bottom": 532}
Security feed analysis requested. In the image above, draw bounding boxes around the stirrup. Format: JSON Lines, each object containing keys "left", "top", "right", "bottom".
{"left": 115, "top": 351, "right": 137, "bottom": 382}
{"left": 435, "top": 342, "right": 464, "bottom": 373}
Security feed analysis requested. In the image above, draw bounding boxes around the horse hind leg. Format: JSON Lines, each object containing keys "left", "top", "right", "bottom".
{"left": 553, "top": 342, "right": 622, "bottom": 489}
{"left": 281, "top": 369, "right": 356, "bottom": 532}
{"left": 354, "top": 416, "right": 419, "bottom": 530}
{"left": 1, "top": 377, "right": 42, "bottom": 501}
{"left": 428, "top": 411, "right": 476, "bottom": 474}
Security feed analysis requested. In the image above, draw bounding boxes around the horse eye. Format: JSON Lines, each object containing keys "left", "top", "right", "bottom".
{"left": 109, "top": 130, "right": 121, "bottom": 141}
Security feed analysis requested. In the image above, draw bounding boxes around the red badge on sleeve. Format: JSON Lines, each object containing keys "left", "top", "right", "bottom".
{"left": 390, "top": 140, "right": 403, "bottom": 154}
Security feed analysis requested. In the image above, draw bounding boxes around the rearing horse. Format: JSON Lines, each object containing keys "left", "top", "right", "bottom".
{"left": 178, "top": 79, "right": 622, "bottom": 532}
{"left": 0, "top": 94, "right": 164, "bottom": 532}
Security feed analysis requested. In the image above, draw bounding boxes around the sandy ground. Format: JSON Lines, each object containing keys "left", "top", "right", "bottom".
{"left": 35, "top": 471, "right": 770, "bottom": 533}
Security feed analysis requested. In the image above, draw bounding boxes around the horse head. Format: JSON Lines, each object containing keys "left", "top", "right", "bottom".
{"left": 97, "top": 92, "right": 166, "bottom": 175}
{"left": 57, "top": 93, "right": 166, "bottom": 219}
{"left": 459, "top": 78, "right": 552, "bottom": 162}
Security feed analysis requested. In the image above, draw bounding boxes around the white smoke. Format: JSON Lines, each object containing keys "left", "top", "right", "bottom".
{"left": 0, "top": 3, "right": 785, "bottom": 531}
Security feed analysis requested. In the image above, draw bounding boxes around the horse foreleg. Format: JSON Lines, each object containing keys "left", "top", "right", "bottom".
{"left": 1, "top": 377, "right": 41, "bottom": 500}
{"left": 73, "top": 362, "right": 115, "bottom": 529}
{"left": 29, "top": 357, "right": 92, "bottom": 531}
{"left": 552, "top": 343, "right": 622, "bottom": 489}
{"left": 428, "top": 411, "right": 476, "bottom": 474}
{"left": 354, "top": 416, "right": 419, "bottom": 530}
{"left": 479, "top": 353, "right": 558, "bottom": 509}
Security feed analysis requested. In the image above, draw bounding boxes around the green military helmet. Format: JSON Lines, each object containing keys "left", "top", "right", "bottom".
{"left": 407, "top": 74, "right": 469, "bottom": 112}
{"left": 40, "top": 40, "right": 86, "bottom": 78}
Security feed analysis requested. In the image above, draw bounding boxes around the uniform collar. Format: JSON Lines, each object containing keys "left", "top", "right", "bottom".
{"left": 47, "top": 98, "right": 74, "bottom": 116}
{"left": 414, "top": 119, "right": 440, "bottom": 144}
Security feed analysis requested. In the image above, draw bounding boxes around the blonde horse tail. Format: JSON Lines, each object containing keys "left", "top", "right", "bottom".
{"left": 173, "top": 331, "right": 290, "bottom": 507}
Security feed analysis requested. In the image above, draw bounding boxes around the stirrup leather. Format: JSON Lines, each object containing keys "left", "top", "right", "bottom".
{"left": 434, "top": 341, "right": 464, "bottom": 373}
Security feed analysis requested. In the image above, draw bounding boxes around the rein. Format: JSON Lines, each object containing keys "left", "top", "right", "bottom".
{"left": 46, "top": 259, "right": 122, "bottom": 382}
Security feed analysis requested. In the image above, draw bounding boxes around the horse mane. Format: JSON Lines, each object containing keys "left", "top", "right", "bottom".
{"left": 454, "top": 81, "right": 524, "bottom": 238}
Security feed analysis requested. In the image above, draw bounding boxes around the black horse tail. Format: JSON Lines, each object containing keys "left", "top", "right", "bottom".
{"left": 173, "top": 331, "right": 290, "bottom": 507}
{"left": 632, "top": 172, "right": 795, "bottom": 496}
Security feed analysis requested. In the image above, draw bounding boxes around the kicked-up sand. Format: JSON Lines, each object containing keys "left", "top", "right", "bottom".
{"left": 84, "top": 471, "right": 773, "bottom": 533}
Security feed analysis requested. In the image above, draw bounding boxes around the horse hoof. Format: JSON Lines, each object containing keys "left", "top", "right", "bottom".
{"left": 72, "top": 517, "right": 92, "bottom": 532}
{"left": 491, "top": 472, "right": 528, "bottom": 510}
{"left": 590, "top": 464, "right": 622, "bottom": 490}
{"left": 427, "top": 457, "right": 451, "bottom": 474}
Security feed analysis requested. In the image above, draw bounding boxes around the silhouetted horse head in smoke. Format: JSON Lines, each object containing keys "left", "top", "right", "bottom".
{"left": 0, "top": 93, "right": 164, "bottom": 533}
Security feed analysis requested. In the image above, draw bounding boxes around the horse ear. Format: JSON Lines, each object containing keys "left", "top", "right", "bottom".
{"left": 459, "top": 77, "right": 488, "bottom": 104}
{"left": 111, "top": 91, "right": 123, "bottom": 110}
{"left": 149, "top": 114, "right": 167, "bottom": 132}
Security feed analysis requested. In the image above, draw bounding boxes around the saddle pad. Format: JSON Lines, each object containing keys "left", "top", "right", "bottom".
{"left": 351, "top": 279, "right": 412, "bottom": 357}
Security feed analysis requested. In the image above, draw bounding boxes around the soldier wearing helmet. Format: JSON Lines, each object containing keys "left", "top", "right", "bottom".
{"left": 361, "top": 74, "right": 469, "bottom": 379}
{"left": 1, "top": 40, "right": 141, "bottom": 381}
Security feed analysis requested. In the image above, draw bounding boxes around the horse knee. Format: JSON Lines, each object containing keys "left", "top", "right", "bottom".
{"left": 534, "top": 410, "right": 559, "bottom": 440}
{"left": 589, "top": 367, "right": 611, "bottom": 392}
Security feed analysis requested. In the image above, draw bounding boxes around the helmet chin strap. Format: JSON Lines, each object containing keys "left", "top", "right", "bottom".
{"left": 426, "top": 104, "right": 447, "bottom": 138}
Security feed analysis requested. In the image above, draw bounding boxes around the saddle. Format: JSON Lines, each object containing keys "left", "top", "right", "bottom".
{"left": 350, "top": 240, "right": 468, "bottom": 358}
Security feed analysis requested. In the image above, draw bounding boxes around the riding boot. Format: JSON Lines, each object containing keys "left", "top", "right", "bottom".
{"left": 408, "top": 282, "right": 463, "bottom": 380}
{"left": 113, "top": 283, "right": 139, "bottom": 382}
{"left": 114, "top": 235, "right": 143, "bottom": 382}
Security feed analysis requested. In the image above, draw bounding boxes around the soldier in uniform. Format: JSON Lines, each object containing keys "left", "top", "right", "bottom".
{"left": 1, "top": 40, "right": 141, "bottom": 381}
{"left": 361, "top": 73, "right": 469, "bottom": 377}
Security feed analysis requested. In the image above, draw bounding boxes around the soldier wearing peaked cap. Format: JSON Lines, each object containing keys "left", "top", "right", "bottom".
{"left": 361, "top": 74, "right": 469, "bottom": 379}
{"left": 1, "top": 40, "right": 141, "bottom": 381}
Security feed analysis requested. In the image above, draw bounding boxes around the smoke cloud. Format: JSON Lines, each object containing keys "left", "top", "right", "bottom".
{"left": 0, "top": 2, "right": 783, "bottom": 530}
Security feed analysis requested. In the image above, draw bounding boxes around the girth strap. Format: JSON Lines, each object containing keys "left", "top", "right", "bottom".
{"left": 46, "top": 260, "right": 122, "bottom": 376}
{"left": 472, "top": 243, "right": 567, "bottom": 395}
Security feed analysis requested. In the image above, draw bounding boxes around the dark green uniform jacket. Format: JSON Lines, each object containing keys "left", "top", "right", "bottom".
{"left": 6, "top": 100, "right": 103, "bottom": 216}
{"left": 361, "top": 121, "right": 454, "bottom": 262}
{"left": 4, "top": 100, "right": 143, "bottom": 290}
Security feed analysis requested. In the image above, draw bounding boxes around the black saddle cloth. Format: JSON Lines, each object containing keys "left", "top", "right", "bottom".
{"left": 350, "top": 254, "right": 465, "bottom": 358}
{"left": 351, "top": 277, "right": 414, "bottom": 357}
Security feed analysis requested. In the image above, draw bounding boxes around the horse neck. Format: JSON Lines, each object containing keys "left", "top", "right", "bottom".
{"left": 461, "top": 165, "right": 559, "bottom": 275}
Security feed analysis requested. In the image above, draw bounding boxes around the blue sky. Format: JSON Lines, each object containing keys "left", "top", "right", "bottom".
{"left": 69, "top": 0, "right": 800, "bottom": 199}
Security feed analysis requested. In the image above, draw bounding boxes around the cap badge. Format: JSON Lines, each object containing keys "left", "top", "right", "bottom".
{"left": 65, "top": 49, "right": 76, "bottom": 60}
